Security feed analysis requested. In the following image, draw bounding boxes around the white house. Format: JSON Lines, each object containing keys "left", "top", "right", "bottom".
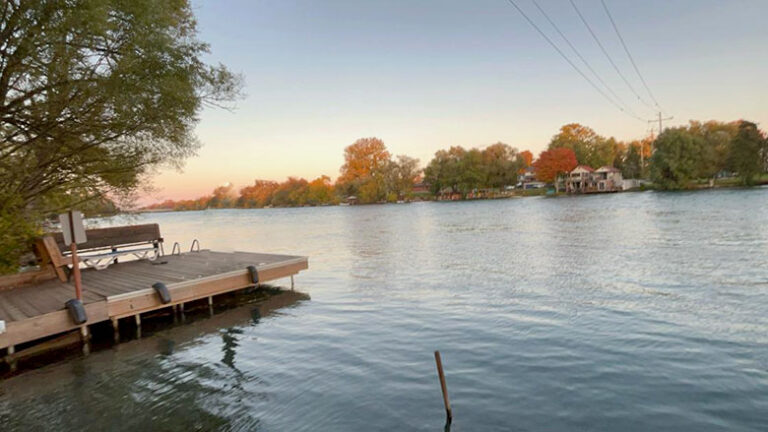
{"left": 565, "top": 165, "right": 623, "bottom": 193}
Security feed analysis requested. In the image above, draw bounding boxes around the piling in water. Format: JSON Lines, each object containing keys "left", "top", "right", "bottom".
{"left": 434, "top": 350, "right": 452, "bottom": 423}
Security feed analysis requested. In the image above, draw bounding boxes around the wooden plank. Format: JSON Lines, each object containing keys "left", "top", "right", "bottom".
{"left": 0, "top": 301, "right": 109, "bottom": 349}
{"left": 0, "top": 298, "right": 28, "bottom": 322}
{"left": 3, "top": 295, "right": 40, "bottom": 318}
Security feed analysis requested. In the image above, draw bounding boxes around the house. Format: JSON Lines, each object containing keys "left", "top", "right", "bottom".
{"left": 594, "top": 166, "right": 623, "bottom": 192}
{"left": 412, "top": 178, "right": 430, "bottom": 194}
{"left": 518, "top": 166, "right": 536, "bottom": 185}
{"left": 565, "top": 165, "right": 623, "bottom": 193}
{"left": 565, "top": 165, "right": 596, "bottom": 193}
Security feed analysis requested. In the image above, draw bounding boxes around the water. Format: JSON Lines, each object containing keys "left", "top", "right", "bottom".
{"left": 2, "top": 189, "right": 768, "bottom": 431}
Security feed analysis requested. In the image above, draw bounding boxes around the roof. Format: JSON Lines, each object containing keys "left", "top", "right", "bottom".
{"left": 596, "top": 166, "right": 620, "bottom": 173}
{"left": 572, "top": 165, "right": 594, "bottom": 173}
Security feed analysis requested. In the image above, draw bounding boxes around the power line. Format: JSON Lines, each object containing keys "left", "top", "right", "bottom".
{"left": 502, "top": 0, "right": 645, "bottom": 122}
{"left": 600, "top": 0, "right": 665, "bottom": 113}
{"left": 568, "top": 0, "right": 655, "bottom": 111}
{"left": 530, "top": 0, "right": 642, "bottom": 120}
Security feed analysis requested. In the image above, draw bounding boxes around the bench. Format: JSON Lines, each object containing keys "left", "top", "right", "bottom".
{"left": 36, "top": 224, "right": 164, "bottom": 281}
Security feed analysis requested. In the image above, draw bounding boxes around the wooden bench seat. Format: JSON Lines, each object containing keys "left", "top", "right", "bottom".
{"left": 37, "top": 224, "right": 164, "bottom": 281}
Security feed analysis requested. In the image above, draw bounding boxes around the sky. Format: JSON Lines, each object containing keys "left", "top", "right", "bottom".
{"left": 148, "top": 0, "right": 768, "bottom": 202}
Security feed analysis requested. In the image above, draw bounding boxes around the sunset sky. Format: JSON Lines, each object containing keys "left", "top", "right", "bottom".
{"left": 148, "top": 0, "right": 767, "bottom": 202}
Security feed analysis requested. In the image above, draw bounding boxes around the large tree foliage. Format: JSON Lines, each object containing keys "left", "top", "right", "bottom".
{"left": 336, "top": 137, "right": 423, "bottom": 203}
{"left": 688, "top": 120, "right": 738, "bottom": 180}
{"left": 621, "top": 143, "right": 642, "bottom": 179}
{"left": 337, "top": 137, "right": 391, "bottom": 200}
{"left": 727, "top": 121, "right": 766, "bottom": 185}
{"left": 0, "top": 0, "right": 240, "bottom": 272}
{"left": 482, "top": 142, "right": 521, "bottom": 189}
{"left": 650, "top": 128, "right": 705, "bottom": 189}
{"left": 650, "top": 120, "right": 765, "bottom": 189}
{"left": 424, "top": 143, "right": 521, "bottom": 196}
{"left": 532, "top": 147, "right": 577, "bottom": 191}
{"left": 548, "top": 123, "right": 618, "bottom": 168}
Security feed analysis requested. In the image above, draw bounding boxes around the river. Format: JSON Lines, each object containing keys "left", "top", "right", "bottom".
{"left": 1, "top": 188, "right": 767, "bottom": 431}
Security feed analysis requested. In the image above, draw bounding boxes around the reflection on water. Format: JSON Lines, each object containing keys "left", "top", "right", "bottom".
{"left": 2, "top": 188, "right": 768, "bottom": 431}
{"left": 0, "top": 289, "right": 309, "bottom": 431}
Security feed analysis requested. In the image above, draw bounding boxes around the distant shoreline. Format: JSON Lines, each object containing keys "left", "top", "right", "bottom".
{"left": 135, "top": 182, "right": 767, "bottom": 214}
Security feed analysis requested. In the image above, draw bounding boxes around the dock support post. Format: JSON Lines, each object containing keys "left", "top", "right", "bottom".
{"left": 179, "top": 302, "right": 186, "bottom": 323}
{"left": 6, "top": 345, "right": 16, "bottom": 372}
{"left": 208, "top": 296, "right": 214, "bottom": 316}
{"left": 111, "top": 317, "right": 120, "bottom": 343}
{"left": 291, "top": 275, "right": 295, "bottom": 290}
{"left": 135, "top": 314, "right": 142, "bottom": 339}
{"left": 80, "top": 326, "right": 90, "bottom": 356}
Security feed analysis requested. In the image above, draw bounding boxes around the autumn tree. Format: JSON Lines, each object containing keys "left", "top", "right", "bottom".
{"left": 0, "top": 0, "right": 241, "bottom": 272}
{"left": 533, "top": 147, "right": 578, "bottom": 192}
{"left": 549, "top": 123, "right": 617, "bottom": 168}
{"left": 306, "top": 175, "right": 336, "bottom": 205}
{"left": 271, "top": 177, "right": 309, "bottom": 207}
{"left": 238, "top": 180, "right": 279, "bottom": 208}
{"left": 519, "top": 150, "right": 534, "bottom": 173}
{"left": 337, "top": 137, "right": 391, "bottom": 202}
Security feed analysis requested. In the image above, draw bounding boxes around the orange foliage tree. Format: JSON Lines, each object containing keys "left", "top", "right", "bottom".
{"left": 338, "top": 137, "right": 391, "bottom": 183}
{"left": 238, "top": 180, "right": 279, "bottom": 208}
{"left": 337, "top": 137, "right": 391, "bottom": 201}
{"left": 533, "top": 147, "right": 578, "bottom": 191}
{"left": 519, "top": 150, "right": 533, "bottom": 173}
{"left": 306, "top": 175, "right": 336, "bottom": 205}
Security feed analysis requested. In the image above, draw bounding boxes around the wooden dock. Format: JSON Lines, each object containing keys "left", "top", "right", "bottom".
{"left": 0, "top": 249, "right": 308, "bottom": 360}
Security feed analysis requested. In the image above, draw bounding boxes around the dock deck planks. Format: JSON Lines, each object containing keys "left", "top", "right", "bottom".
{"left": 0, "top": 250, "right": 308, "bottom": 350}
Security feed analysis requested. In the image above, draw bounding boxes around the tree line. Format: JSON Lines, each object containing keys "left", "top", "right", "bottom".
{"left": 145, "top": 137, "right": 423, "bottom": 211}
{"left": 149, "top": 118, "right": 768, "bottom": 212}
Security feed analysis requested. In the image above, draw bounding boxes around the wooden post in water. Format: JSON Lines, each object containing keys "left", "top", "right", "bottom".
{"left": 434, "top": 350, "right": 453, "bottom": 424}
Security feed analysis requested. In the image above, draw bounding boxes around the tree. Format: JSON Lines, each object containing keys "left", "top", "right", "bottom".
{"left": 338, "top": 137, "right": 390, "bottom": 186}
{"left": 454, "top": 148, "right": 484, "bottom": 195}
{"left": 533, "top": 147, "right": 577, "bottom": 192}
{"left": 238, "top": 180, "right": 279, "bottom": 208}
{"left": 518, "top": 150, "right": 533, "bottom": 175}
{"left": 728, "top": 120, "right": 766, "bottom": 185}
{"left": 622, "top": 143, "right": 642, "bottom": 179}
{"left": 208, "top": 183, "right": 236, "bottom": 208}
{"left": 306, "top": 175, "right": 336, "bottom": 205}
{"left": 385, "top": 155, "right": 421, "bottom": 199}
{"left": 337, "top": 137, "right": 391, "bottom": 202}
{"left": 548, "top": 123, "right": 618, "bottom": 168}
{"left": 271, "top": 177, "right": 308, "bottom": 207}
{"left": 650, "top": 128, "right": 704, "bottom": 189}
{"left": 688, "top": 120, "right": 738, "bottom": 181}
{"left": 0, "top": 0, "right": 241, "bottom": 273}
{"left": 482, "top": 142, "right": 520, "bottom": 189}
{"left": 424, "top": 146, "right": 466, "bottom": 195}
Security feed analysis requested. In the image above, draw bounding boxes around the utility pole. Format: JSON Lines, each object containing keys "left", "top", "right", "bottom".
{"left": 647, "top": 112, "right": 673, "bottom": 164}
{"left": 648, "top": 112, "right": 673, "bottom": 135}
